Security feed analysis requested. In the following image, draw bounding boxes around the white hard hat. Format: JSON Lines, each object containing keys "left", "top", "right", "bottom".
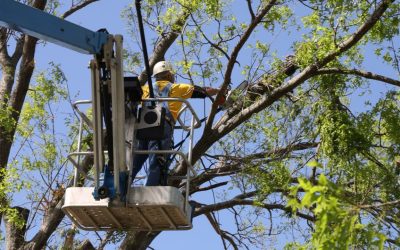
{"left": 152, "top": 61, "right": 175, "bottom": 76}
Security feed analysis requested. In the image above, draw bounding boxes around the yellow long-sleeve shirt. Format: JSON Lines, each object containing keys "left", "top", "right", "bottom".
{"left": 141, "top": 81, "right": 194, "bottom": 121}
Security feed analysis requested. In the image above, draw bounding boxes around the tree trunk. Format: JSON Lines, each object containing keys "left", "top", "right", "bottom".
{"left": 0, "top": 1, "right": 47, "bottom": 228}
{"left": 77, "top": 240, "right": 95, "bottom": 250}
{"left": 4, "top": 207, "right": 30, "bottom": 250}
{"left": 63, "top": 228, "right": 76, "bottom": 249}
{"left": 119, "top": 231, "right": 160, "bottom": 250}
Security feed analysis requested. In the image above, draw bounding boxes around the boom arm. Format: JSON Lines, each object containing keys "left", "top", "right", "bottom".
{"left": 0, "top": 0, "right": 109, "bottom": 54}
{"left": 0, "top": 0, "right": 125, "bottom": 196}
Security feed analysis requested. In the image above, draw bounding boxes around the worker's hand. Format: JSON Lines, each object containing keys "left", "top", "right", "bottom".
{"left": 204, "top": 87, "right": 227, "bottom": 105}
{"left": 204, "top": 87, "right": 219, "bottom": 96}
{"left": 214, "top": 94, "right": 226, "bottom": 106}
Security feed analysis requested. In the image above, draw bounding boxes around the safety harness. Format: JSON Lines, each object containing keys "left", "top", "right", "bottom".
{"left": 154, "top": 82, "right": 174, "bottom": 185}
{"left": 153, "top": 82, "right": 174, "bottom": 125}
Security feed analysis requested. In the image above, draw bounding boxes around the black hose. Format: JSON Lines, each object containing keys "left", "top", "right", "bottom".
{"left": 135, "top": 0, "right": 155, "bottom": 106}
{"left": 100, "top": 65, "right": 114, "bottom": 170}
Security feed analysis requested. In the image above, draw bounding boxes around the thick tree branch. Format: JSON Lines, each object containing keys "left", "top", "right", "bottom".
{"left": 62, "top": 227, "right": 76, "bottom": 249}
{"left": 0, "top": 2, "right": 47, "bottom": 231}
{"left": 119, "top": 232, "right": 160, "bottom": 250}
{"left": 0, "top": 31, "right": 20, "bottom": 109}
{"left": 23, "top": 199, "right": 65, "bottom": 250}
{"left": 210, "top": 142, "right": 318, "bottom": 161}
{"left": 10, "top": 34, "right": 25, "bottom": 66}
{"left": 0, "top": 28, "right": 10, "bottom": 61}
{"left": 0, "top": 62, "right": 16, "bottom": 106}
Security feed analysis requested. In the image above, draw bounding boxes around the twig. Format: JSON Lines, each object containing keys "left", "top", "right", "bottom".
{"left": 206, "top": 212, "right": 239, "bottom": 250}
{"left": 316, "top": 67, "right": 400, "bottom": 88}
{"left": 61, "top": 0, "right": 99, "bottom": 19}
{"left": 358, "top": 200, "right": 400, "bottom": 209}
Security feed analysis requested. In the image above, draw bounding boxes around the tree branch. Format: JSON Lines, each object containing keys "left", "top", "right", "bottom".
{"left": 195, "top": 198, "right": 314, "bottom": 222}
{"left": 206, "top": 213, "right": 239, "bottom": 250}
{"left": 98, "top": 232, "right": 115, "bottom": 250}
{"left": 0, "top": 27, "right": 10, "bottom": 61}
{"left": 246, "top": 0, "right": 255, "bottom": 20}
{"left": 119, "top": 232, "right": 160, "bottom": 250}
{"left": 190, "top": 181, "right": 229, "bottom": 195}
{"left": 62, "top": 227, "right": 76, "bottom": 250}
{"left": 358, "top": 199, "right": 400, "bottom": 209}
{"left": 228, "top": 0, "right": 393, "bottom": 132}
{"left": 191, "top": 0, "right": 394, "bottom": 168}
{"left": 61, "top": 0, "right": 99, "bottom": 19}
{"left": 316, "top": 67, "right": 400, "bottom": 88}
{"left": 77, "top": 240, "right": 95, "bottom": 250}
{"left": 205, "top": 0, "right": 278, "bottom": 132}
{"left": 211, "top": 142, "right": 318, "bottom": 161}
{"left": 190, "top": 14, "right": 231, "bottom": 61}
{"left": 10, "top": 35, "right": 24, "bottom": 65}
{"left": 23, "top": 154, "right": 93, "bottom": 250}
{"left": 189, "top": 141, "right": 317, "bottom": 188}
{"left": 138, "top": 11, "right": 190, "bottom": 85}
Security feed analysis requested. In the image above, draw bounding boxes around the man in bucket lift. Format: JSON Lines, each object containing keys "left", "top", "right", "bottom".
{"left": 131, "top": 61, "right": 223, "bottom": 186}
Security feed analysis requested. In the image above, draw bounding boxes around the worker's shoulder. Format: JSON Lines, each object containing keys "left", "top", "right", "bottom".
{"left": 172, "top": 82, "right": 193, "bottom": 88}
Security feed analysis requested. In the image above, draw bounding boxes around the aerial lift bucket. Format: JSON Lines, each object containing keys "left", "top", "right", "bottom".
{"left": 61, "top": 35, "right": 201, "bottom": 230}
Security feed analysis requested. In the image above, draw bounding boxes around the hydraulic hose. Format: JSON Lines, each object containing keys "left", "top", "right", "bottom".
{"left": 135, "top": 0, "right": 155, "bottom": 106}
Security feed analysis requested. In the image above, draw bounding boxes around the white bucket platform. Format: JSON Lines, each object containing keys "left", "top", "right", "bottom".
{"left": 62, "top": 186, "right": 192, "bottom": 231}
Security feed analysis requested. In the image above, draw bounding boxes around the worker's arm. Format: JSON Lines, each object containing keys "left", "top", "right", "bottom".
{"left": 191, "top": 86, "right": 220, "bottom": 98}
{"left": 191, "top": 85, "right": 226, "bottom": 105}
{"left": 204, "top": 87, "right": 220, "bottom": 96}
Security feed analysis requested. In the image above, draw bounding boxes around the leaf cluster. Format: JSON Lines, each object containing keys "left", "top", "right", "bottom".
{"left": 288, "top": 174, "right": 386, "bottom": 249}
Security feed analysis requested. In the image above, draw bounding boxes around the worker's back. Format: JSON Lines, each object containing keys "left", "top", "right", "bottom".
{"left": 141, "top": 80, "right": 194, "bottom": 121}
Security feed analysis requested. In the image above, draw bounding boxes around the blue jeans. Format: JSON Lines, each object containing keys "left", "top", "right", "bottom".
{"left": 131, "top": 121, "right": 174, "bottom": 186}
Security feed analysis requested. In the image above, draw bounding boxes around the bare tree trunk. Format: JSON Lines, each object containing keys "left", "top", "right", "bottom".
{"left": 23, "top": 200, "right": 65, "bottom": 250}
{"left": 4, "top": 207, "right": 30, "bottom": 250}
{"left": 0, "top": 34, "right": 39, "bottom": 172}
{"left": 63, "top": 228, "right": 76, "bottom": 249}
{"left": 119, "top": 231, "right": 159, "bottom": 250}
{"left": 0, "top": 0, "right": 45, "bottom": 170}
{"left": 77, "top": 240, "right": 95, "bottom": 250}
